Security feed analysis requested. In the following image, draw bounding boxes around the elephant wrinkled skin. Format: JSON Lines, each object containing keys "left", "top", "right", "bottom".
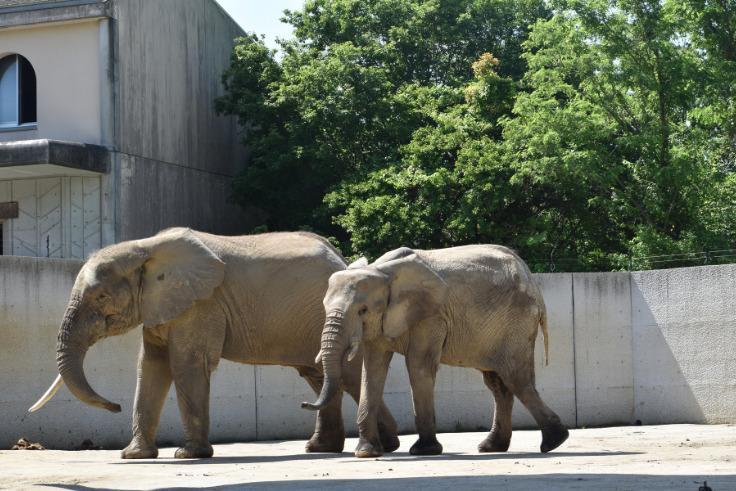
{"left": 304, "top": 245, "right": 569, "bottom": 457}
{"left": 31, "top": 228, "right": 399, "bottom": 459}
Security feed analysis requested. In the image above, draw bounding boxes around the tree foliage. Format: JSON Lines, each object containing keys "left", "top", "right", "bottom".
{"left": 217, "top": 0, "right": 735, "bottom": 269}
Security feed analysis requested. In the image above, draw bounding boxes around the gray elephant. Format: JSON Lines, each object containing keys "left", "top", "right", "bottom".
{"left": 303, "top": 245, "right": 568, "bottom": 457}
{"left": 30, "top": 228, "right": 399, "bottom": 459}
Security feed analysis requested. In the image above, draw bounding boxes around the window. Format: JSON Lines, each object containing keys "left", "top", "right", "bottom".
{"left": 0, "top": 54, "right": 36, "bottom": 128}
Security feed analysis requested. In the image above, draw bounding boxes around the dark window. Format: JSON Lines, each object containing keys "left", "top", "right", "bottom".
{"left": 18, "top": 56, "right": 36, "bottom": 124}
{"left": 0, "top": 54, "right": 36, "bottom": 127}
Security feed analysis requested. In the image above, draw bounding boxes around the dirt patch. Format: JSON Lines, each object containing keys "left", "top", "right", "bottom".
{"left": 11, "top": 437, "right": 45, "bottom": 450}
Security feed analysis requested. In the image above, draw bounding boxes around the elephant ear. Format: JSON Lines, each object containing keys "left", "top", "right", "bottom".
{"left": 137, "top": 229, "right": 225, "bottom": 327}
{"left": 375, "top": 254, "right": 448, "bottom": 339}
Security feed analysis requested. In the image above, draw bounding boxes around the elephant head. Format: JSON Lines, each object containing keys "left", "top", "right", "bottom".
{"left": 302, "top": 253, "right": 448, "bottom": 411}
{"left": 29, "top": 228, "right": 225, "bottom": 413}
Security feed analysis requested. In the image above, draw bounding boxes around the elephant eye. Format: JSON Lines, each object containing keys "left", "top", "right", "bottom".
{"left": 358, "top": 306, "right": 368, "bottom": 316}
{"left": 97, "top": 293, "right": 111, "bottom": 303}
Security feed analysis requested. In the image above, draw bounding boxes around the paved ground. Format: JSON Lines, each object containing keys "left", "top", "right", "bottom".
{"left": 1, "top": 424, "right": 734, "bottom": 490}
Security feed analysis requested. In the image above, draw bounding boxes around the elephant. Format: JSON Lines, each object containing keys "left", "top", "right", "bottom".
{"left": 29, "top": 227, "right": 399, "bottom": 459}
{"left": 303, "top": 245, "right": 569, "bottom": 458}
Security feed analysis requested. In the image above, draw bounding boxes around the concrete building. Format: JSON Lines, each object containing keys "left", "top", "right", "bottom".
{"left": 0, "top": 0, "right": 248, "bottom": 258}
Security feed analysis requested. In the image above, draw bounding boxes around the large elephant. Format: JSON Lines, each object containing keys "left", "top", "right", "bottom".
{"left": 30, "top": 228, "right": 398, "bottom": 459}
{"left": 303, "top": 245, "right": 569, "bottom": 458}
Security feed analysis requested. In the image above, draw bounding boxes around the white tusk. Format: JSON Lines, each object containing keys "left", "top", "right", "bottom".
{"left": 347, "top": 341, "right": 360, "bottom": 362}
{"left": 315, "top": 349, "right": 324, "bottom": 365}
{"left": 28, "top": 374, "right": 64, "bottom": 413}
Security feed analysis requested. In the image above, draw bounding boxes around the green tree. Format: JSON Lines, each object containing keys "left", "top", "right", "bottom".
{"left": 219, "top": 0, "right": 735, "bottom": 269}
{"left": 500, "top": 0, "right": 735, "bottom": 268}
{"left": 217, "top": 0, "right": 549, "bottom": 247}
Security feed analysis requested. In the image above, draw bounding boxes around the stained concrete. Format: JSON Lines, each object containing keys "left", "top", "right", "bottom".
{"left": 110, "top": 0, "right": 252, "bottom": 241}
{"left": 112, "top": 0, "right": 246, "bottom": 176}
{"left": 0, "top": 1, "right": 109, "bottom": 29}
{"left": 573, "top": 272, "right": 634, "bottom": 426}
{"left": 116, "top": 153, "right": 250, "bottom": 240}
{"left": 1, "top": 425, "right": 734, "bottom": 490}
{"left": 0, "top": 139, "right": 109, "bottom": 173}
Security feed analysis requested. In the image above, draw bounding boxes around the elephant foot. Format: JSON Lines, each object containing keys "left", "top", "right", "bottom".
{"left": 478, "top": 434, "right": 510, "bottom": 453}
{"left": 121, "top": 439, "right": 158, "bottom": 459}
{"left": 305, "top": 432, "right": 345, "bottom": 453}
{"left": 174, "top": 443, "right": 213, "bottom": 459}
{"left": 409, "top": 437, "right": 443, "bottom": 456}
{"left": 354, "top": 438, "right": 384, "bottom": 458}
{"left": 540, "top": 423, "right": 569, "bottom": 453}
{"left": 380, "top": 433, "right": 400, "bottom": 453}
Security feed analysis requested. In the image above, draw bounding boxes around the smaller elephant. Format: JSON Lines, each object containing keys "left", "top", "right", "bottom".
{"left": 303, "top": 245, "right": 569, "bottom": 457}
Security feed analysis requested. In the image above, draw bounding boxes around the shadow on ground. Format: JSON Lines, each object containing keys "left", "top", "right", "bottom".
{"left": 42, "top": 474, "right": 732, "bottom": 491}
{"left": 107, "top": 450, "right": 639, "bottom": 466}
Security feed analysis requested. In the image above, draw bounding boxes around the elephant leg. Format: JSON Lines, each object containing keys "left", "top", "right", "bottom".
{"left": 355, "top": 344, "right": 394, "bottom": 458}
{"left": 478, "top": 370, "right": 514, "bottom": 452}
{"left": 375, "top": 404, "right": 400, "bottom": 453}
{"left": 405, "top": 335, "right": 443, "bottom": 456}
{"left": 508, "top": 367, "right": 568, "bottom": 453}
{"left": 122, "top": 337, "right": 172, "bottom": 459}
{"left": 170, "top": 351, "right": 215, "bottom": 458}
{"left": 342, "top": 359, "right": 400, "bottom": 453}
{"left": 168, "top": 317, "right": 225, "bottom": 459}
{"left": 297, "top": 366, "right": 345, "bottom": 453}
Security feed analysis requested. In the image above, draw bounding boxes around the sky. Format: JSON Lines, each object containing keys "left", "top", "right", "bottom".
{"left": 216, "top": 0, "right": 305, "bottom": 50}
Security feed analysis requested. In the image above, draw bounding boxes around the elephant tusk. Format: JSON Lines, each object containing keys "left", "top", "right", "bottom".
{"left": 28, "top": 374, "right": 64, "bottom": 412}
{"left": 347, "top": 341, "right": 360, "bottom": 362}
{"left": 315, "top": 349, "right": 324, "bottom": 365}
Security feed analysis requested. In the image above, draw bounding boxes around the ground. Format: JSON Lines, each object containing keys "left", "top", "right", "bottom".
{"left": 1, "top": 425, "right": 734, "bottom": 490}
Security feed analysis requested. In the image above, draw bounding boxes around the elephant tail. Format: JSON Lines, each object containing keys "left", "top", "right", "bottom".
{"left": 539, "top": 304, "right": 549, "bottom": 366}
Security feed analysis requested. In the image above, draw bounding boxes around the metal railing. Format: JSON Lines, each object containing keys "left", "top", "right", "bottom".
{"left": 527, "top": 249, "right": 736, "bottom": 273}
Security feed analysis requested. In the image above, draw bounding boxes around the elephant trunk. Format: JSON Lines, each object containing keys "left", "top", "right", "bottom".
{"left": 55, "top": 295, "right": 121, "bottom": 413}
{"left": 301, "top": 310, "right": 348, "bottom": 411}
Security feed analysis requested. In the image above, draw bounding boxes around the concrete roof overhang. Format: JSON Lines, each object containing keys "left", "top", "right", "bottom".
{"left": 0, "top": 139, "right": 109, "bottom": 178}
{"left": 0, "top": 0, "right": 109, "bottom": 29}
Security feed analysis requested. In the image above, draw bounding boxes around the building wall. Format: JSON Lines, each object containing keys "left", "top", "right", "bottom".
{"left": 116, "top": 153, "right": 250, "bottom": 239}
{"left": 109, "top": 0, "right": 250, "bottom": 240}
{"left": 1, "top": 261, "right": 734, "bottom": 449}
{"left": 0, "top": 18, "right": 105, "bottom": 144}
{"left": 112, "top": 0, "right": 245, "bottom": 176}
{"left": 0, "top": 0, "right": 252, "bottom": 251}
{"left": 0, "top": 175, "right": 101, "bottom": 258}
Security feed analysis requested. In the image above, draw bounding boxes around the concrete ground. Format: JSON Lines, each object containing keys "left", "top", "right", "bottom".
{"left": 1, "top": 424, "right": 734, "bottom": 490}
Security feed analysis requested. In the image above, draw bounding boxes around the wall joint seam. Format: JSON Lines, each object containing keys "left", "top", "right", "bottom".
{"left": 571, "top": 272, "right": 578, "bottom": 428}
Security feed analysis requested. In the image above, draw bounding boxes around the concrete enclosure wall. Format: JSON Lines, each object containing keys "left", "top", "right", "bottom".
{"left": 0, "top": 259, "right": 734, "bottom": 449}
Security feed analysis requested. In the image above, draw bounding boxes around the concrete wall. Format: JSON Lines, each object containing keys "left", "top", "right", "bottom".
{"left": 116, "top": 153, "right": 250, "bottom": 240}
{"left": 0, "top": 18, "right": 105, "bottom": 144}
{"left": 1, "top": 260, "right": 734, "bottom": 450}
{"left": 112, "top": 0, "right": 246, "bottom": 176}
{"left": 110, "top": 0, "right": 251, "bottom": 241}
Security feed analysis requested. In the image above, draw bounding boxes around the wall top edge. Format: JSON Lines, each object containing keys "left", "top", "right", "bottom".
{"left": 0, "top": 0, "right": 108, "bottom": 29}
{"left": 1, "top": 256, "right": 733, "bottom": 280}
{"left": 0, "top": 255, "right": 84, "bottom": 266}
